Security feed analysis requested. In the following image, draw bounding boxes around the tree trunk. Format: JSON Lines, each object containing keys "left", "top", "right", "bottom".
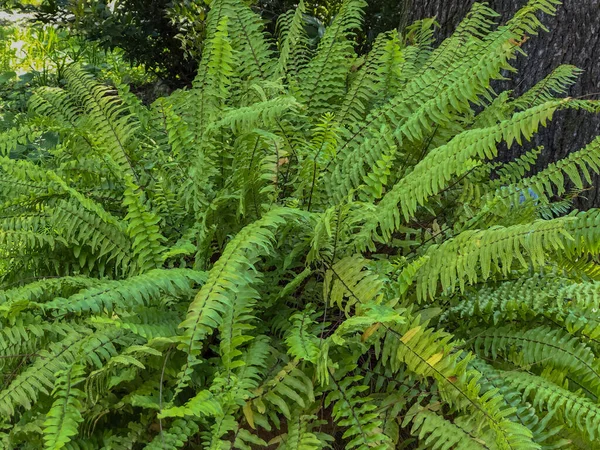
{"left": 404, "top": 0, "right": 600, "bottom": 207}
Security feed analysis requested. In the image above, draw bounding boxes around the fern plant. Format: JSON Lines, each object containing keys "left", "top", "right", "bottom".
{"left": 3, "top": 0, "right": 600, "bottom": 448}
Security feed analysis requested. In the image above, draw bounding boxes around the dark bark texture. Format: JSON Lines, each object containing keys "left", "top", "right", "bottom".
{"left": 404, "top": 0, "right": 600, "bottom": 207}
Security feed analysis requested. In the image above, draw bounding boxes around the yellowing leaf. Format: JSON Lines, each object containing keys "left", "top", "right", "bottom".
{"left": 243, "top": 402, "right": 255, "bottom": 429}
{"left": 426, "top": 352, "right": 444, "bottom": 367}
{"left": 268, "top": 436, "right": 283, "bottom": 446}
{"left": 400, "top": 326, "right": 421, "bottom": 344}
{"left": 361, "top": 323, "right": 381, "bottom": 342}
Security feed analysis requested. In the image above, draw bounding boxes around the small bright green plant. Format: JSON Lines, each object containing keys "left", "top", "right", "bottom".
{"left": 0, "top": 20, "right": 152, "bottom": 94}
{"left": 2, "top": 0, "right": 600, "bottom": 448}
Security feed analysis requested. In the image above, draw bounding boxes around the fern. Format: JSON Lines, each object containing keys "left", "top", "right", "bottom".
{"left": 408, "top": 410, "right": 491, "bottom": 450}
{"left": 325, "top": 373, "right": 391, "bottom": 449}
{"left": 506, "top": 371, "right": 600, "bottom": 443}
{"left": 43, "top": 364, "right": 86, "bottom": 450}
{"left": 473, "top": 326, "right": 600, "bottom": 397}
{"left": 297, "top": 0, "right": 367, "bottom": 116}
{"left": 179, "top": 208, "right": 301, "bottom": 356}
{"left": 2, "top": 0, "right": 600, "bottom": 448}
{"left": 122, "top": 180, "right": 167, "bottom": 273}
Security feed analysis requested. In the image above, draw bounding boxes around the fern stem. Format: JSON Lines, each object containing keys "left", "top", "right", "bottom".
{"left": 158, "top": 346, "right": 173, "bottom": 449}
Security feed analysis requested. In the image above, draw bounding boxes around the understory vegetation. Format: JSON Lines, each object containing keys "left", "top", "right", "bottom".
{"left": 3, "top": 0, "right": 600, "bottom": 448}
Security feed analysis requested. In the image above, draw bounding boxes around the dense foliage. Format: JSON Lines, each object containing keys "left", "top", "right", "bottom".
{"left": 37, "top": 0, "right": 200, "bottom": 87}
{"left": 3, "top": 0, "right": 600, "bottom": 448}
{"left": 0, "top": 15, "right": 151, "bottom": 155}
{"left": 38, "top": 0, "right": 412, "bottom": 86}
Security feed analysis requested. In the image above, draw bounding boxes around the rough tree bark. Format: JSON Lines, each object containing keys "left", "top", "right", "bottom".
{"left": 404, "top": 0, "right": 600, "bottom": 207}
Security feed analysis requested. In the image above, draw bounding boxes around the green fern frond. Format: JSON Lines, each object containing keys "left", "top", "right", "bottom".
{"left": 123, "top": 180, "right": 167, "bottom": 273}
{"left": 379, "top": 319, "right": 537, "bottom": 449}
{"left": 63, "top": 66, "right": 140, "bottom": 180}
{"left": 274, "top": 412, "right": 331, "bottom": 450}
{"left": 218, "top": 282, "right": 260, "bottom": 371}
{"left": 177, "top": 208, "right": 303, "bottom": 396}
{"left": 499, "top": 136, "right": 600, "bottom": 206}
{"left": 143, "top": 419, "right": 199, "bottom": 449}
{"left": 158, "top": 390, "right": 222, "bottom": 419}
{"left": 29, "top": 87, "right": 81, "bottom": 131}
{"left": 180, "top": 208, "right": 302, "bottom": 353}
{"left": 297, "top": 0, "right": 367, "bottom": 116}
{"left": 325, "top": 373, "right": 391, "bottom": 450}
{"left": 187, "top": 12, "right": 235, "bottom": 141}
{"left": 227, "top": 0, "right": 276, "bottom": 85}
{"left": 444, "top": 274, "right": 600, "bottom": 341}
{"left": 0, "top": 330, "right": 84, "bottom": 417}
{"left": 51, "top": 199, "right": 132, "bottom": 276}
{"left": 513, "top": 65, "right": 582, "bottom": 110}
{"left": 415, "top": 217, "right": 575, "bottom": 300}
{"left": 375, "top": 32, "right": 404, "bottom": 103}
{"left": 354, "top": 101, "right": 564, "bottom": 251}
{"left": 506, "top": 370, "right": 600, "bottom": 443}
{"left": 487, "top": 147, "right": 543, "bottom": 190}
{"left": 474, "top": 326, "right": 600, "bottom": 396}
{"left": 43, "top": 268, "right": 204, "bottom": 315}
{"left": 336, "top": 32, "right": 390, "bottom": 125}
{"left": 276, "top": 0, "right": 310, "bottom": 79}
{"left": 284, "top": 306, "right": 321, "bottom": 364}
{"left": 248, "top": 360, "right": 314, "bottom": 423}
{"left": 408, "top": 409, "right": 489, "bottom": 450}
{"left": 90, "top": 307, "right": 181, "bottom": 340}
{"left": 0, "top": 124, "right": 43, "bottom": 158}
{"left": 43, "top": 364, "right": 86, "bottom": 450}
{"left": 323, "top": 255, "right": 384, "bottom": 313}
{"left": 207, "top": 96, "right": 300, "bottom": 136}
